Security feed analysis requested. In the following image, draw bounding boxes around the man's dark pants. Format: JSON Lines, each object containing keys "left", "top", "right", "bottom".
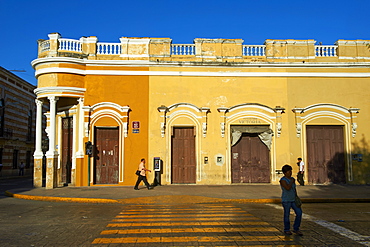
{"left": 134, "top": 175, "right": 150, "bottom": 189}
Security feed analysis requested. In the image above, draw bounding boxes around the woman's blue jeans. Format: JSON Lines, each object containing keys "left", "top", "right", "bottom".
{"left": 282, "top": 201, "right": 302, "bottom": 231}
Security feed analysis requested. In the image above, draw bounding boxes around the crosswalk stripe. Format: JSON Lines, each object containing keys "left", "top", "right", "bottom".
{"left": 91, "top": 203, "right": 295, "bottom": 245}
{"left": 92, "top": 235, "right": 288, "bottom": 244}
{"left": 100, "top": 227, "right": 279, "bottom": 234}
{"left": 115, "top": 213, "right": 252, "bottom": 218}
{"left": 107, "top": 221, "right": 270, "bottom": 227}
{"left": 120, "top": 209, "right": 246, "bottom": 213}
{"left": 112, "top": 216, "right": 261, "bottom": 222}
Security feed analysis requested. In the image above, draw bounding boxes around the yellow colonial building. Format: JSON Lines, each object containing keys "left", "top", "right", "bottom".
{"left": 32, "top": 33, "right": 370, "bottom": 188}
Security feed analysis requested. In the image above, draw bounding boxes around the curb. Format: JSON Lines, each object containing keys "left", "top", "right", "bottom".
{"left": 5, "top": 191, "right": 119, "bottom": 204}
{"left": 5, "top": 191, "right": 370, "bottom": 204}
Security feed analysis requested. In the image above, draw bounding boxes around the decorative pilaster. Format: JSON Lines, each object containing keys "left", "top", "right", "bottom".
{"left": 349, "top": 108, "right": 360, "bottom": 137}
{"left": 274, "top": 106, "right": 285, "bottom": 137}
{"left": 217, "top": 107, "right": 229, "bottom": 138}
{"left": 292, "top": 108, "right": 304, "bottom": 138}
{"left": 201, "top": 107, "right": 210, "bottom": 138}
{"left": 157, "top": 106, "right": 168, "bottom": 137}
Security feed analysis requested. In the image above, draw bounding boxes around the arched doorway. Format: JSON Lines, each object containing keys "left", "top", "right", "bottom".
{"left": 231, "top": 125, "right": 271, "bottom": 183}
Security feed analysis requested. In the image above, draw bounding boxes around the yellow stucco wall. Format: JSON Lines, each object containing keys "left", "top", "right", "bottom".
{"left": 83, "top": 74, "right": 150, "bottom": 186}
{"left": 33, "top": 35, "right": 370, "bottom": 187}
{"left": 148, "top": 66, "right": 370, "bottom": 185}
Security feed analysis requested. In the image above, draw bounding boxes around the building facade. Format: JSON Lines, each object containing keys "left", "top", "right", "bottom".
{"left": 0, "top": 66, "right": 36, "bottom": 176}
{"left": 32, "top": 33, "right": 370, "bottom": 188}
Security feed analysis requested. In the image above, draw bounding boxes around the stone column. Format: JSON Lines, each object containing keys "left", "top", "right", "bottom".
{"left": 74, "top": 98, "right": 85, "bottom": 186}
{"left": 46, "top": 96, "right": 59, "bottom": 189}
{"left": 33, "top": 99, "right": 44, "bottom": 187}
{"left": 77, "top": 98, "right": 85, "bottom": 158}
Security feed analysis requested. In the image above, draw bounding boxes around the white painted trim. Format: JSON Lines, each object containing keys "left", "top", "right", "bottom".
{"left": 228, "top": 104, "right": 276, "bottom": 114}
{"left": 167, "top": 103, "right": 202, "bottom": 112}
{"left": 34, "top": 67, "right": 370, "bottom": 78}
{"left": 31, "top": 57, "right": 370, "bottom": 68}
{"left": 91, "top": 102, "right": 130, "bottom": 113}
{"left": 89, "top": 109, "right": 126, "bottom": 183}
{"left": 339, "top": 56, "right": 370, "bottom": 60}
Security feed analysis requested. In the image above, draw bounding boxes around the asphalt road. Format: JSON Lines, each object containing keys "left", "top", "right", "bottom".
{"left": 1, "top": 178, "right": 369, "bottom": 246}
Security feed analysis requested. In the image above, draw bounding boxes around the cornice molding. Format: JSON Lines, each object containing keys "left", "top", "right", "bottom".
{"left": 34, "top": 86, "right": 86, "bottom": 97}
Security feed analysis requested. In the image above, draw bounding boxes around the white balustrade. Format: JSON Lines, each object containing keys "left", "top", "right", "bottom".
{"left": 97, "top": 43, "right": 121, "bottom": 55}
{"left": 50, "top": 37, "right": 341, "bottom": 59}
{"left": 58, "top": 38, "right": 82, "bottom": 52}
{"left": 40, "top": 40, "right": 50, "bottom": 52}
{"left": 171, "top": 44, "right": 195, "bottom": 55}
{"left": 243, "top": 45, "right": 266, "bottom": 56}
{"left": 315, "top": 45, "right": 337, "bottom": 57}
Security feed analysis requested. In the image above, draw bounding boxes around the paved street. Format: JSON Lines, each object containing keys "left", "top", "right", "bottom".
{"left": 1, "top": 177, "right": 370, "bottom": 246}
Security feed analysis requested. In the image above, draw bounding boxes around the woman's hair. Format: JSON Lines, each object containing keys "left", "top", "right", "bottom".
{"left": 282, "top": 164, "right": 292, "bottom": 174}
{"left": 141, "top": 158, "right": 145, "bottom": 162}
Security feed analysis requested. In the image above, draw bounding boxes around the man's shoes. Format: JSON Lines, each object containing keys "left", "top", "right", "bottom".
{"left": 134, "top": 187, "right": 139, "bottom": 190}
{"left": 293, "top": 230, "right": 303, "bottom": 236}
{"left": 147, "top": 187, "right": 153, "bottom": 190}
{"left": 284, "top": 231, "right": 292, "bottom": 235}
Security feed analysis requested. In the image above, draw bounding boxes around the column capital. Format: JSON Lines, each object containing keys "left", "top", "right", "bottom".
{"left": 35, "top": 98, "right": 44, "bottom": 106}
{"left": 48, "top": 96, "right": 59, "bottom": 103}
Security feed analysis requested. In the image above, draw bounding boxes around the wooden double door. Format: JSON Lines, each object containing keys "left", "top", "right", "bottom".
{"left": 61, "top": 117, "right": 73, "bottom": 185}
{"left": 94, "top": 127, "right": 119, "bottom": 184}
{"left": 231, "top": 133, "right": 270, "bottom": 183}
{"left": 306, "top": 125, "right": 345, "bottom": 184}
{"left": 171, "top": 127, "right": 196, "bottom": 184}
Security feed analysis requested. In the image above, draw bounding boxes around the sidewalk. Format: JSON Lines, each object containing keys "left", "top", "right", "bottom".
{"left": 5, "top": 179, "right": 370, "bottom": 204}
{"left": 0, "top": 167, "right": 33, "bottom": 178}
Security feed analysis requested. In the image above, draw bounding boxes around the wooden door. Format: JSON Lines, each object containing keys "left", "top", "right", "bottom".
{"left": 61, "top": 117, "right": 73, "bottom": 184}
{"left": 306, "top": 125, "right": 345, "bottom": 184}
{"left": 231, "top": 133, "right": 270, "bottom": 183}
{"left": 171, "top": 127, "right": 196, "bottom": 184}
{"left": 94, "top": 127, "right": 119, "bottom": 184}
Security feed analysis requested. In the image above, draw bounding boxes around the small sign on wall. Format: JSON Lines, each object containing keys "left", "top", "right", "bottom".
{"left": 132, "top": 121, "right": 140, "bottom": 133}
{"left": 132, "top": 121, "right": 140, "bottom": 129}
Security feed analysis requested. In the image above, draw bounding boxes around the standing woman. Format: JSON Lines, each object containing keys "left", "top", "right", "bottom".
{"left": 134, "top": 158, "right": 152, "bottom": 190}
{"left": 280, "top": 164, "right": 303, "bottom": 236}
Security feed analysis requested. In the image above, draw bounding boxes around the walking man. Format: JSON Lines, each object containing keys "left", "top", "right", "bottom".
{"left": 297, "top": 158, "right": 305, "bottom": 186}
{"left": 134, "top": 158, "right": 152, "bottom": 190}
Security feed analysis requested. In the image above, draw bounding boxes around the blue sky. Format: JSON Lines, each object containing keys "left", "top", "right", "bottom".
{"left": 1, "top": 0, "right": 369, "bottom": 85}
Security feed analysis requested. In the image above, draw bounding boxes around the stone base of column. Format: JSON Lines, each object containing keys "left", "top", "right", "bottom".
{"left": 46, "top": 155, "right": 59, "bottom": 189}
{"left": 33, "top": 158, "right": 43, "bottom": 187}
